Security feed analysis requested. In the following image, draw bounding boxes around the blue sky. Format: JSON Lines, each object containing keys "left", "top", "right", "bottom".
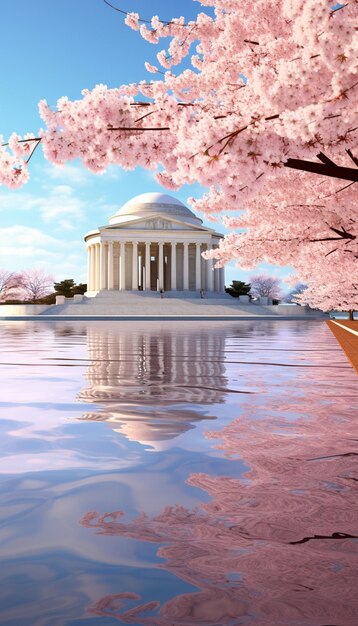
{"left": 0, "top": 0, "right": 292, "bottom": 287}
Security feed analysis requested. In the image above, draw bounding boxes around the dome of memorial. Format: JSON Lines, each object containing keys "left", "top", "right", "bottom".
{"left": 109, "top": 192, "right": 203, "bottom": 226}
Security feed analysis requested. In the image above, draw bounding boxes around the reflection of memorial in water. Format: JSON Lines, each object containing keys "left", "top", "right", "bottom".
{"left": 80, "top": 324, "right": 358, "bottom": 626}
{"left": 78, "top": 324, "right": 228, "bottom": 446}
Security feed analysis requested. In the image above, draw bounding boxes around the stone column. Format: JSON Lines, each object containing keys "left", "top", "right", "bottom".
{"left": 108, "top": 241, "right": 114, "bottom": 289}
{"left": 132, "top": 241, "right": 138, "bottom": 290}
{"left": 145, "top": 242, "right": 151, "bottom": 291}
{"left": 87, "top": 246, "right": 91, "bottom": 291}
{"left": 195, "top": 243, "right": 201, "bottom": 291}
{"left": 158, "top": 242, "right": 164, "bottom": 290}
{"left": 91, "top": 245, "right": 97, "bottom": 291}
{"left": 92, "top": 245, "right": 97, "bottom": 291}
{"left": 213, "top": 246, "right": 220, "bottom": 292}
{"left": 93, "top": 245, "right": 97, "bottom": 291}
{"left": 95, "top": 243, "right": 100, "bottom": 291}
{"left": 117, "top": 244, "right": 121, "bottom": 291}
{"left": 87, "top": 246, "right": 92, "bottom": 291}
{"left": 87, "top": 245, "right": 91, "bottom": 291}
{"left": 183, "top": 242, "right": 189, "bottom": 290}
{"left": 119, "top": 241, "right": 126, "bottom": 290}
{"left": 91, "top": 244, "right": 96, "bottom": 291}
{"left": 217, "top": 268, "right": 221, "bottom": 292}
{"left": 100, "top": 242, "right": 107, "bottom": 290}
{"left": 206, "top": 243, "right": 214, "bottom": 292}
{"left": 213, "top": 265, "right": 218, "bottom": 292}
{"left": 220, "top": 267, "right": 225, "bottom": 292}
{"left": 171, "top": 242, "right": 177, "bottom": 291}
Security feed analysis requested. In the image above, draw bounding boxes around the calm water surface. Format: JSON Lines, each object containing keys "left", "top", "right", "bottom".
{"left": 0, "top": 320, "right": 357, "bottom": 626}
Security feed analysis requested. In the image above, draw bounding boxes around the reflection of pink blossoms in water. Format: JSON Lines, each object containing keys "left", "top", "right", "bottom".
{"left": 87, "top": 588, "right": 247, "bottom": 625}
{"left": 82, "top": 380, "right": 358, "bottom": 625}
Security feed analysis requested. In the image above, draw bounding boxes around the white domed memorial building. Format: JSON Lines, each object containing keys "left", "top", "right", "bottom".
{"left": 85, "top": 193, "right": 225, "bottom": 295}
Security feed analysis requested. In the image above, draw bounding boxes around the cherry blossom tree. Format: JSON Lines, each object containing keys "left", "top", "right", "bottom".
{"left": 208, "top": 171, "right": 357, "bottom": 312}
{"left": 0, "top": 269, "right": 20, "bottom": 301}
{"left": 293, "top": 279, "right": 357, "bottom": 314}
{"left": 249, "top": 274, "right": 281, "bottom": 299}
{"left": 284, "top": 282, "right": 307, "bottom": 303}
{"left": 0, "top": 0, "right": 356, "bottom": 308}
{"left": 19, "top": 269, "right": 54, "bottom": 302}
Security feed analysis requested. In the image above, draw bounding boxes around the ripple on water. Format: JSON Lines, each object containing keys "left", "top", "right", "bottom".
{"left": 0, "top": 320, "right": 357, "bottom": 626}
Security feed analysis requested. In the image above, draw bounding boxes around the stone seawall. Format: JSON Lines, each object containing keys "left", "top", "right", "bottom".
{"left": 0, "top": 304, "right": 52, "bottom": 316}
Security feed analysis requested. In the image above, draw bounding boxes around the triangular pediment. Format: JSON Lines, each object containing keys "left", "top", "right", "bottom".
{"left": 102, "top": 213, "right": 215, "bottom": 233}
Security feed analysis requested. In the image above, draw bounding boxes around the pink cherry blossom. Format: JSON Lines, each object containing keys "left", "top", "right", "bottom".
{"left": 144, "top": 62, "right": 158, "bottom": 74}
{"left": 0, "top": 1, "right": 357, "bottom": 307}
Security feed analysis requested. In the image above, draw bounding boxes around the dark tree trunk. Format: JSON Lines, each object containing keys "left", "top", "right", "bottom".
{"left": 348, "top": 310, "right": 354, "bottom": 321}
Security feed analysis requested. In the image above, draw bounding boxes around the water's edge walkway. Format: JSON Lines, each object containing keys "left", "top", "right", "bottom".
{"left": 0, "top": 315, "right": 324, "bottom": 322}
{"left": 327, "top": 321, "right": 358, "bottom": 373}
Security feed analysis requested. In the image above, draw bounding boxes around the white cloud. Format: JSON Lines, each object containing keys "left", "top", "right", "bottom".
{"left": 0, "top": 225, "right": 86, "bottom": 281}
{"left": 0, "top": 225, "right": 62, "bottom": 248}
{"left": 89, "top": 196, "right": 119, "bottom": 221}
{"left": 42, "top": 162, "right": 123, "bottom": 185}
{"left": 101, "top": 164, "right": 124, "bottom": 180}
{"left": 43, "top": 163, "right": 90, "bottom": 186}
{"left": 39, "top": 185, "right": 85, "bottom": 229}
{"left": 0, "top": 190, "right": 39, "bottom": 212}
{"left": 0, "top": 185, "right": 85, "bottom": 230}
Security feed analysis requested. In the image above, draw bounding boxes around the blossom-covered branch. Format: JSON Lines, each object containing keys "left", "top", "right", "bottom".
{"left": 0, "top": 0, "right": 357, "bottom": 308}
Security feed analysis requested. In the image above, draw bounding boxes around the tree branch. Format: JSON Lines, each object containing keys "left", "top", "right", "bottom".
{"left": 108, "top": 126, "right": 170, "bottom": 131}
{"left": 310, "top": 236, "right": 353, "bottom": 242}
{"left": 309, "top": 224, "right": 356, "bottom": 243}
{"left": 330, "top": 3, "right": 348, "bottom": 15}
{"left": 103, "top": 0, "right": 173, "bottom": 25}
{"left": 1, "top": 137, "right": 42, "bottom": 147}
{"left": 322, "top": 180, "right": 356, "bottom": 198}
{"left": 206, "top": 113, "right": 279, "bottom": 156}
{"left": 26, "top": 139, "right": 42, "bottom": 164}
{"left": 346, "top": 149, "right": 358, "bottom": 167}
{"left": 284, "top": 156, "right": 358, "bottom": 182}
{"left": 316, "top": 152, "right": 336, "bottom": 166}
{"left": 329, "top": 225, "right": 355, "bottom": 239}
{"left": 134, "top": 111, "right": 156, "bottom": 123}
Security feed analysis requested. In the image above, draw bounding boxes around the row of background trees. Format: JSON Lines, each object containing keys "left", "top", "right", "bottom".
{"left": 1, "top": 267, "right": 305, "bottom": 305}
{"left": 0, "top": 269, "right": 86, "bottom": 304}
{"left": 225, "top": 276, "right": 306, "bottom": 304}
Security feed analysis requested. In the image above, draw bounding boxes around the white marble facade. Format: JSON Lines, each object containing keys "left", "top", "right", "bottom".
{"left": 84, "top": 192, "right": 225, "bottom": 295}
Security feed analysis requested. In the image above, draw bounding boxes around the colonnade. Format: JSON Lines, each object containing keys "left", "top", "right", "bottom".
{"left": 87, "top": 240, "right": 225, "bottom": 293}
